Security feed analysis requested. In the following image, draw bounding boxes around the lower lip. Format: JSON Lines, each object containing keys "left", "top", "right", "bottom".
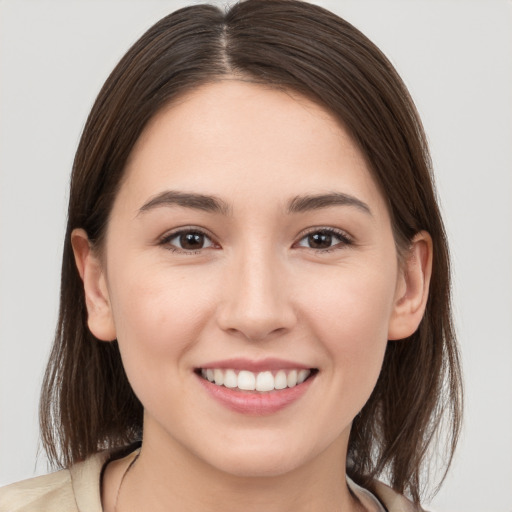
{"left": 197, "top": 373, "right": 315, "bottom": 415}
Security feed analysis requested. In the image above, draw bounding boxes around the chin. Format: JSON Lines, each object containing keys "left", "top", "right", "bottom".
{"left": 193, "top": 432, "right": 321, "bottom": 479}
{"left": 212, "top": 452, "right": 307, "bottom": 479}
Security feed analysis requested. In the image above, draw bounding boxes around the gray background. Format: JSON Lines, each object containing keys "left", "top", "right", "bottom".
{"left": 1, "top": 1, "right": 511, "bottom": 511}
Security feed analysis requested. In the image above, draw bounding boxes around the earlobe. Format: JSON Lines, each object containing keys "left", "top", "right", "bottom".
{"left": 71, "top": 228, "right": 117, "bottom": 342}
{"left": 388, "top": 231, "right": 433, "bottom": 341}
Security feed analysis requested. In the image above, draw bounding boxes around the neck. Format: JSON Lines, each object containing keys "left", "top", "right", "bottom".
{"left": 109, "top": 421, "right": 362, "bottom": 512}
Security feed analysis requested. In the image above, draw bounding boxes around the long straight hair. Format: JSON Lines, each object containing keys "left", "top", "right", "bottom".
{"left": 40, "top": 0, "right": 462, "bottom": 503}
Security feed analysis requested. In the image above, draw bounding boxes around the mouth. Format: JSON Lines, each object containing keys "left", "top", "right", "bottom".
{"left": 195, "top": 367, "right": 318, "bottom": 393}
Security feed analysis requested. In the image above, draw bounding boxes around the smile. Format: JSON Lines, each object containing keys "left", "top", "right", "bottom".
{"left": 195, "top": 359, "right": 318, "bottom": 414}
{"left": 199, "top": 368, "right": 313, "bottom": 392}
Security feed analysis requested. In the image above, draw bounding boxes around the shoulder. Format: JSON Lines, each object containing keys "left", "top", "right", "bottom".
{"left": 371, "top": 480, "right": 426, "bottom": 512}
{"left": 0, "top": 452, "right": 109, "bottom": 512}
{"left": 0, "top": 469, "right": 75, "bottom": 511}
{"left": 348, "top": 477, "right": 426, "bottom": 512}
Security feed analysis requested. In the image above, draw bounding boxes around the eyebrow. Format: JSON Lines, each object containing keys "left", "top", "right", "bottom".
{"left": 138, "top": 190, "right": 231, "bottom": 216}
{"left": 138, "top": 190, "right": 371, "bottom": 217}
{"left": 287, "top": 192, "right": 372, "bottom": 215}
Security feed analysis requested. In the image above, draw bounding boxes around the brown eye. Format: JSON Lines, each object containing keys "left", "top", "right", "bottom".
{"left": 307, "top": 232, "right": 333, "bottom": 249}
{"left": 179, "top": 232, "right": 206, "bottom": 250}
{"left": 163, "top": 230, "right": 214, "bottom": 252}
{"left": 297, "top": 229, "right": 351, "bottom": 250}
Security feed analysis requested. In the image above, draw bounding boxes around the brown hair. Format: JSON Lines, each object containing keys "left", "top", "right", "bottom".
{"left": 40, "top": 0, "right": 462, "bottom": 503}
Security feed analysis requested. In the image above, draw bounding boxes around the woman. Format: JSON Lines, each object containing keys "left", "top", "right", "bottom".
{"left": 0, "top": 1, "right": 462, "bottom": 511}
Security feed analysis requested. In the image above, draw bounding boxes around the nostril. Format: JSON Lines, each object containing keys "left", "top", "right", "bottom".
{"left": 215, "top": 279, "right": 297, "bottom": 341}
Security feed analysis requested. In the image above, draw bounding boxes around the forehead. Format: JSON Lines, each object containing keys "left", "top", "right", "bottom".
{"left": 118, "top": 80, "right": 387, "bottom": 218}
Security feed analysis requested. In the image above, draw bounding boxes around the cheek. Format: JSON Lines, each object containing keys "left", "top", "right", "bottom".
{"left": 107, "top": 267, "right": 218, "bottom": 387}
{"left": 105, "top": 266, "right": 224, "bottom": 427}
{"left": 307, "top": 261, "right": 395, "bottom": 333}
{"left": 301, "top": 263, "right": 396, "bottom": 392}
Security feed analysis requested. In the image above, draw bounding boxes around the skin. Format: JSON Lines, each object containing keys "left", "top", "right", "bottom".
{"left": 72, "top": 80, "right": 432, "bottom": 512}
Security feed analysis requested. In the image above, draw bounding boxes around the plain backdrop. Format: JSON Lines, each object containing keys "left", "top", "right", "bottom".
{"left": 0, "top": 1, "right": 511, "bottom": 511}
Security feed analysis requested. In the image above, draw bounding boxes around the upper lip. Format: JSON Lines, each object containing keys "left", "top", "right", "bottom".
{"left": 197, "top": 358, "right": 315, "bottom": 372}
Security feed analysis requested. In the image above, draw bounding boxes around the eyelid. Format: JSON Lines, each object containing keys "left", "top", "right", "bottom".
{"left": 297, "top": 226, "right": 352, "bottom": 239}
{"left": 157, "top": 225, "right": 353, "bottom": 254}
{"left": 294, "top": 226, "right": 354, "bottom": 250}
{"left": 159, "top": 226, "right": 219, "bottom": 253}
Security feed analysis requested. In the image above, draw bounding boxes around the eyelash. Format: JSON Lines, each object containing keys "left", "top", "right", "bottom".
{"left": 159, "top": 227, "right": 353, "bottom": 254}
{"left": 159, "top": 227, "right": 216, "bottom": 254}
{"left": 295, "top": 227, "right": 353, "bottom": 253}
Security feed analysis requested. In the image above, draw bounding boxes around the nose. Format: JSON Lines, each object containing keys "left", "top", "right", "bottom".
{"left": 216, "top": 248, "right": 297, "bottom": 342}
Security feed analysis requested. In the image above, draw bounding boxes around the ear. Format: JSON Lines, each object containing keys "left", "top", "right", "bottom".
{"left": 71, "top": 228, "right": 117, "bottom": 342}
{"left": 388, "top": 231, "right": 433, "bottom": 340}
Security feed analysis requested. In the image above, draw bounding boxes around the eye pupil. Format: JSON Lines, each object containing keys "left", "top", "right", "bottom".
{"left": 180, "top": 232, "right": 204, "bottom": 250}
{"left": 308, "top": 232, "right": 332, "bottom": 249}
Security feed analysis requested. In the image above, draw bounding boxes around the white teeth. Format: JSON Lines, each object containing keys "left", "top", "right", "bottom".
{"left": 213, "top": 369, "right": 224, "bottom": 385}
{"left": 238, "top": 370, "right": 256, "bottom": 390}
{"left": 297, "top": 369, "right": 309, "bottom": 384}
{"left": 223, "top": 369, "right": 238, "bottom": 388}
{"left": 256, "top": 371, "right": 274, "bottom": 392}
{"left": 287, "top": 369, "right": 298, "bottom": 388}
{"left": 200, "top": 368, "right": 312, "bottom": 392}
{"left": 274, "top": 370, "right": 288, "bottom": 390}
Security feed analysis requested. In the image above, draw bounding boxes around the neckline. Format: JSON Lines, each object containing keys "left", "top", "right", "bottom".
{"left": 71, "top": 447, "right": 392, "bottom": 512}
{"left": 347, "top": 476, "right": 387, "bottom": 512}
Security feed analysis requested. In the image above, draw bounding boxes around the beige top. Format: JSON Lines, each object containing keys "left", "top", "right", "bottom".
{"left": 0, "top": 449, "right": 423, "bottom": 512}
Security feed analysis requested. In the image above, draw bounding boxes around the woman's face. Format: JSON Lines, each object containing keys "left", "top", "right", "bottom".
{"left": 82, "top": 80, "right": 411, "bottom": 477}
